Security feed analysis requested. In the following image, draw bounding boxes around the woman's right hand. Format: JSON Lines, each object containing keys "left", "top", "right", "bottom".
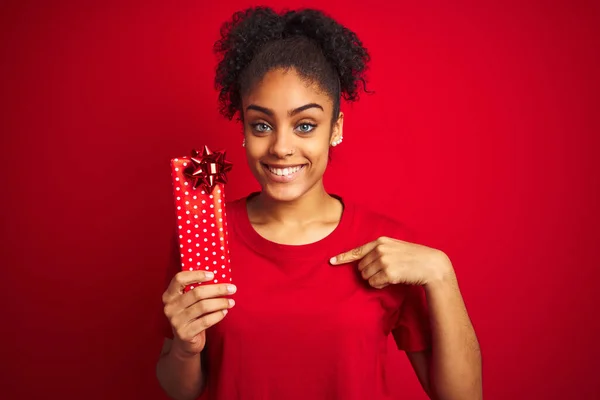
{"left": 162, "top": 270, "right": 237, "bottom": 356}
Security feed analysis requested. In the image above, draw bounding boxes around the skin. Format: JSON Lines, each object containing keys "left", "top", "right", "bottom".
{"left": 156, "top": 68, "right": 345, "bottom": 400}
{"left": 156, "top": 67, "right": 482, "bottom": 400}
{"left": 242, "top": 67, "right": 345, "bottom": 241}
{"left": 331, "top": 238, "right": 483, "bottom": 399}
{"left": 156, "top": 271, "right": 234, "bottom": 400}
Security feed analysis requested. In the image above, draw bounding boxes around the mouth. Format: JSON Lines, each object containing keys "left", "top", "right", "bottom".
{"left": 261, "top": 163, "right": 307, "bottom": 182}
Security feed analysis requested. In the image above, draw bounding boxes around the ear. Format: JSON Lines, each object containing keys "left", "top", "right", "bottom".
{"left": 330, "top": 111, "right": 344, "bottom": 145}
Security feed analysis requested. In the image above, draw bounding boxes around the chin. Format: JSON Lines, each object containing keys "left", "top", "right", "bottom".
{"left": 261, "top": 183, "right": 308, "bottom": 203}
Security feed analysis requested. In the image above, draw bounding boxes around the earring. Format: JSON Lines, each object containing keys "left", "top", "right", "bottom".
{"left": 331, "top": 136, "right": 343, "bottom": 147}
{"left": 242, "top": 138, "right": 246, "bottom": 147}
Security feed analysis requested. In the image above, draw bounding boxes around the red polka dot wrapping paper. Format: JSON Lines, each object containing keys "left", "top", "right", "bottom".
{"left": 170, "top": 157, "right": 231, "bottom": 292}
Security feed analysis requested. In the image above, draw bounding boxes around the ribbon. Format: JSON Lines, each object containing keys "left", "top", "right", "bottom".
{"left": 183, "top": 145, "right": 233, "bottom": 192}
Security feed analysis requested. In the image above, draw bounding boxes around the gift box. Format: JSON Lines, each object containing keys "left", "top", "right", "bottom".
{"left": 170, "top": 145, "right": 234, "bottom": 292}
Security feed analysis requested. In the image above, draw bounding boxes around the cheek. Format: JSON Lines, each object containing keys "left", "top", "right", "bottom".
{"left": 245, "top": 141, "right": 266, "bottom": 163}
{"left": 305, "top": 141, "right": 331, "bottom": 166}
{"left": 247, "top": 148, "right": 261, "bottom": 161}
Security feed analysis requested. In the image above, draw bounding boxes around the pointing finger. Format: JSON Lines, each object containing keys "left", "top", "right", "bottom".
{"left": 330, "top": 240, "right": 378, "bottom": 265}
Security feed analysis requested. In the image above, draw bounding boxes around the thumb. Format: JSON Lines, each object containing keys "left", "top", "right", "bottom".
{"left": 329, "top": 241, "right": 377, "bottom": 265}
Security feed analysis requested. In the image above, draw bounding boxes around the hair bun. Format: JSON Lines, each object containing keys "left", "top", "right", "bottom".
{"left": 282, "top": 10, "right": 327, "bottom": 40}
{"left": 214, "top": 7, "right": 371, "bottom": 120}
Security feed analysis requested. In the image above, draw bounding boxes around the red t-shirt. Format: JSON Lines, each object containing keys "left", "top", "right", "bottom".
{"left": 162, "top": 193, "right": 431, "bottom": 400}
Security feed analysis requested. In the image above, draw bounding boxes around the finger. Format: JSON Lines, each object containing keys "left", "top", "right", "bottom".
{"left": 330, "top": 240, "right": 379, "bottom": 265}
{"left": 176, "top": 297, "right": 235, "bottom": 328}
{"left": 182, "top": 309, "right": 230, "bottom": 339}
{"left": 368, "top": 270, "right": 390, "bottom": 289}
{"left": 165, "top": 283, "right": 236, "bottom": 322}
{"left": 360, "top": 258, "right": 383, "bottom": 281}
{"left": 357, "top": 248, "right": 384, "bottom": 272}
{"left": 179, "top": 283, "right": 237, "bottom": 309}
{"left": 165, "top": 270, "right": 216, "bottom": 300}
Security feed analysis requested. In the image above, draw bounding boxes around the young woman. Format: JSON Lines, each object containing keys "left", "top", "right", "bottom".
{"left": 156, "top": 7, "right": 482, "bottom": 400}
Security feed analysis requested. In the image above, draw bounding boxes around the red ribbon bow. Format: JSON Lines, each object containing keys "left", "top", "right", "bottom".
{"left": 183, "top": 145, "right": 233, "bottom": 192}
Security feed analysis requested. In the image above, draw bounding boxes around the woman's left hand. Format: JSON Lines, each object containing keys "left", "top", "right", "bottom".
{"left": 329, "top": 236, "right": 452, "bottom": 289}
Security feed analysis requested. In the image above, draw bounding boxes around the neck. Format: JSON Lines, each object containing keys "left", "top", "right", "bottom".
{"left": 252, "top": 181, "right": 336, "bottom": 225}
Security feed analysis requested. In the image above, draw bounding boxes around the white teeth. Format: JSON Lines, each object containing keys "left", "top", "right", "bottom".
{"left": 267, "top": 165, "right": 303, "bottom": 176}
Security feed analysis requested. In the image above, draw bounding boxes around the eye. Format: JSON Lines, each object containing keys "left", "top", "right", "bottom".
{"left": 296, "top": 123, "right": 316, "bottom": 134}
{"left": 250, "top": 123, "right": 272, "bottom": 133}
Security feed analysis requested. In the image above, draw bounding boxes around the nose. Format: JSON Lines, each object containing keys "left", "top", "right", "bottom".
{"left": 269, "top": 131, "right": 294, "bottom": 158}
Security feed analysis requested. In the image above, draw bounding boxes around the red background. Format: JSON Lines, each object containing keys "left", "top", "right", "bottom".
{"left": 1, "top": 1, "right": 599, "bottom": 399}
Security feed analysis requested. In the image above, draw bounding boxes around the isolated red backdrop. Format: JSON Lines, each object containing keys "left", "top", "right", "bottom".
{"left": 1, "top": 0, "right": 599, "bottom": 399}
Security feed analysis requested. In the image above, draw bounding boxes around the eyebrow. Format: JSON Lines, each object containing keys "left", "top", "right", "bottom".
{"left": 245, "top": 103, "right": 324, "bottom": 117}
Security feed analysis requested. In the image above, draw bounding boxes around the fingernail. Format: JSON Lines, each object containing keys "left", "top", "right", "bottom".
{"left": 329, "top": 257, "right": 337, "bottom": 264}
{"left": 228, "top": 299, "right": 235, "bottom": 307}
{"left": 206, "top": 272, "right": 214, "bottom": 279}
{"left": 227, "top": 284, "right": 237, "bottom": 293}
{"left": 222, "top": 309, "right": 228, "bottom": 316}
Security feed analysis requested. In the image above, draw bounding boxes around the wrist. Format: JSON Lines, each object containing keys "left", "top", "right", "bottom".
{"left": 424, "top": 251, "right": 456, "bottom": 290}
{"left": 170, "top": 338, "right": 202, "bottom": 361}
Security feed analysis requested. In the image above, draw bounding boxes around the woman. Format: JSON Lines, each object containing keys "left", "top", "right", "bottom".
{"left": 156, "top": 7, "right": 482, "bottom": 400}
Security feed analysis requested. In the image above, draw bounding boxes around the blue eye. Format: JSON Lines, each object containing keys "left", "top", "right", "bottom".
{"left": 297, "top": 123, "right": 316, "bottom": 133}
{"left": 251, "top": 123, "right": 272, "bottom": 133}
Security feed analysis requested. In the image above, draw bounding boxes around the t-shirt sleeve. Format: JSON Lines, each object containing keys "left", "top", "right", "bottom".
{"left": 391, "top": 284, "right": 432, "bottom": 352}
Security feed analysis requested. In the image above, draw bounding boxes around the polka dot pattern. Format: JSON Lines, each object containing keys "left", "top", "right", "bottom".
{"left": 171, "top": 158, "right": 232, "bottom": 291}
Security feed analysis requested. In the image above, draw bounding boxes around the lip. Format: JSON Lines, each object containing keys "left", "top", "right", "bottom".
{"left": 261, "top": 163, "right": 307, "bottom": 183}
{"left": 263, "top": 163, "right": 305, "bottom": 168}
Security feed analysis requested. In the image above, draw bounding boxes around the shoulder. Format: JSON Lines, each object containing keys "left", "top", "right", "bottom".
{"left": 225, "top": 191, "right": 259, "bottom": 209}
{"left": 348, "top": 199, "right": 417, "bottom": 243}
{"left": 222, "top": 196, "right": 246, "bottom": 231}
{"left": 225, "top": 195, "right": 246, "bottom": 209}
{"left": 225, "top": 193, "right": 250, "bottom": 215}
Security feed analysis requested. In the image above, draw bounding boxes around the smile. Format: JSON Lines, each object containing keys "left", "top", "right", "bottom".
{"left": 261, "top": 163, "right": 307, "bottom": 182}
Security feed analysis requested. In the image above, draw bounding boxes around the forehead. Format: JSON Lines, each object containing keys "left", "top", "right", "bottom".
{"left": 243, "top": 68, "right": 333, "bottom": 114}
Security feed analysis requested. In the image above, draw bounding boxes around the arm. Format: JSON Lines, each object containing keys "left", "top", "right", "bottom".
{"left": 330, "top": 237, "right": 482, "bottom": 399}
{"left": 406, "top": 350, "right": 433, "bottom": 397}
{"left": 419, "top": 256, "right": 482, "bottom": 400}
{"left": 156, "top": 337, "right": 207, "bottom": 400}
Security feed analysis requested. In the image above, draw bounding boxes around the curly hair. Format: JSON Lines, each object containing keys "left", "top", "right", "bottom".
{"left": 213, "top": 7, "right": 371, "bottom": 122}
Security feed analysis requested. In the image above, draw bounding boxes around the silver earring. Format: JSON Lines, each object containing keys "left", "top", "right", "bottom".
{"left": 331, "top": 136, "right": 343, "bottom": 147}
